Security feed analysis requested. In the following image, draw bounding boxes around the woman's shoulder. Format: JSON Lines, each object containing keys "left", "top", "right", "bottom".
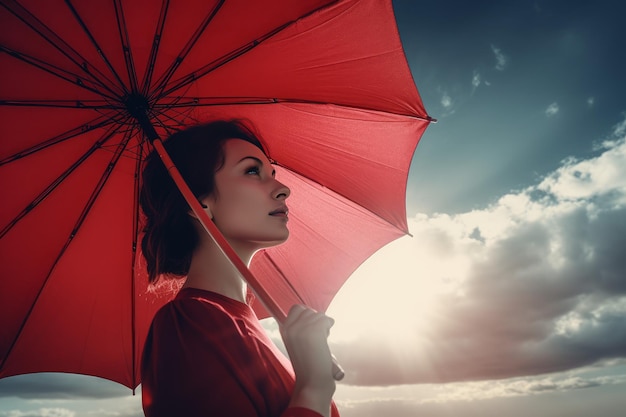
{"left": 176, "top": 287, "right": 254, "bottom": 315}
{"left": 145, "top": 287, "right": 271, "bottom": 376}
{"left": 151, "top": 287, "right": 257, "bottom": 340}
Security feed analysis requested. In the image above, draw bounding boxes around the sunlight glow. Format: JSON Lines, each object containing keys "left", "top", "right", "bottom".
{"left": 327, "top": 231, "right": 468, "bottom": 346}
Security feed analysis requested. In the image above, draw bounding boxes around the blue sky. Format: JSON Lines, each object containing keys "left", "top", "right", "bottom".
{"left": 2, "top": 1, "right": 626, "bottom": 416}
{"left": 401, "top": 0, "right": 626, "bottom": 215}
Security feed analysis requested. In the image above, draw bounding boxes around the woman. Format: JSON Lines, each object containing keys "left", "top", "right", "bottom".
{"left": 140, "top": 120, "right": 339, "bottom": 417}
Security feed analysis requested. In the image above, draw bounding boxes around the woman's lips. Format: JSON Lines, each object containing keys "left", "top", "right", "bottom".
{"left": 269, "top": 206, "right": 289, "bottom": 217}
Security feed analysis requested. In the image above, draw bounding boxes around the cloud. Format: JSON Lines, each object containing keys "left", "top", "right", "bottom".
{"left": 339, "top": 371, "right": 625, "bottom": 406}
{"left": 440, "top": 92, "right": 452, "bottom": 108}
{"left": 491, "top": 45, "right": 508, "bottom": 70}
{"left": 472, "top": 71, "right": 481, "bottom": 88}
{"left": 471, "top": 71, "right": 490, "bottom": 91}
{"left": 421, "top": 372, "right": 626, "bottom": 403}
{"left": 0, "top": 409, "right": 75, "bottom": 417}
{"left": 0, "top": 400, "right": 144, "bottom": 417}
{"left": 331, "top": 117, "right": 626, "bottom": 386}
{"left": 86, "top": 406, "right": 143, "bottom": 417}
{"left": 0, "top": 374, "right": 130, "bottom": 399}
{"left": 333, "top": 367, "right": 626, "bottom": 417}
{"left": 546, "top": 102, "right": 560, "bottom": 116}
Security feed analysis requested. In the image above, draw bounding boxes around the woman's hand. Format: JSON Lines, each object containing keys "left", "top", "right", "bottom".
{"left": 281, "top": 304, "right": 336, "bottom": 417}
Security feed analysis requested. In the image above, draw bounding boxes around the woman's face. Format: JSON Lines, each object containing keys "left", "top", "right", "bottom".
{"left": 202, "top": 139, "right": 290, "bottom": 251}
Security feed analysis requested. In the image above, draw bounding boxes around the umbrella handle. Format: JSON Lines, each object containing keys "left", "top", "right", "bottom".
{"left": 152, "top": 138, "right": 345, "bottom": 381}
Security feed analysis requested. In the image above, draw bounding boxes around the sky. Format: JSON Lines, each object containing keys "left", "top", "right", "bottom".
{"left": 2, "top": 0, "right": 626, "bottom": 416}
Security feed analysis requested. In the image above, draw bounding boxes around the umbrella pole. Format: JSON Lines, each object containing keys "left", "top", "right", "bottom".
{"left": 138, "top": 116, "right": 344, "bottom": 380}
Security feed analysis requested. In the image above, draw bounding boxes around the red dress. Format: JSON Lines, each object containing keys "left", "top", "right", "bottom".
{"left": 141, "top": 287, "right": 339, "bottom": 417}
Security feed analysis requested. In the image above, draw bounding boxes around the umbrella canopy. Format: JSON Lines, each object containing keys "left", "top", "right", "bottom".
{"left": 0, "top": 0, "right": 432, "bottom": 390}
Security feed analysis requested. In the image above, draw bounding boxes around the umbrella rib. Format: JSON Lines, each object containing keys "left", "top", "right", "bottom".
{"left": 64, "top": 0, "right": 129, "bottom": 95}
{"left": 157, "top": 96, "right": 434, "bottom": 122}
{"left": 113, "top": 0, "right": 139, "bottom": 93}
{"left": 150, "top": 0, "right": 225, "bottom": 99}
{"left": 0, "top": 46, "right": 121, "bottom": 102}
{"left": 149, "top": 87, "right": 202, "bottom": 132}
{"left": 1, "top": 0, "right": 123, "bottom": 98}
{"left": 0, "top": 122, "right": 121, "bottom": 239}
{"left": 140, "top": 0, "right": 170, "bottom": 96}
{"left": 157, "top": 22, "right": 289, "bottom": 100}
{"left": 259, "top": 251, "right": 306, "bottom": 305}
{"left": 0, "top": 114, "right": 116, "bottom": 166}
{"left": 156, "top": 0, "right": 341, "bottom": 99}
{"left": 151, "top": 108, "right": 197, "bottom": 134}
{"left": 148, "top": 107, "right": 200, "bottom": 139}
{"left": 0, "top": 99, "right": 119, "bottom": 110}
{"left": 273, "top": 98, "right": 435, "bottom": 122}
{"left": 0, "top": 130, "right": 134, "bottom": 371}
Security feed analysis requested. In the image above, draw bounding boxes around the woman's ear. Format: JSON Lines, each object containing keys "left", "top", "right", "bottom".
{"left": 189, "top": 199, "right": 213, "bottom": 220}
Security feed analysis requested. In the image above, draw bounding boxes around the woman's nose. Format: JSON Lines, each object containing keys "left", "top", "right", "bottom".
{"left": 273, "top": 180, "right": 290, "bottom": 200}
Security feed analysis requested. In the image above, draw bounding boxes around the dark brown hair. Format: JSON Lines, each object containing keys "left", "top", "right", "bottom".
{"left": 140, "top": 120, "right": 265, "bottom": 284}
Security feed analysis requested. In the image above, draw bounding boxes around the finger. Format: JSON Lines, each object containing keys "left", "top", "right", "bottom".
{"left": 283, "top": 306, "right": 334, "bottom": 336}
{"left": 284, "top": 304, "right": 312, "bottom": 325}
{"left": 288, "top": 304, "right": 311, "bottom": 316}
{"left": 296, "top": 313, "right": 335, "bottom": 336}
{"left": 321, "top": 315, "right": 334, "bottom": 336}
{"left": 282, "top": 305, "right": 317, "bottom": 336}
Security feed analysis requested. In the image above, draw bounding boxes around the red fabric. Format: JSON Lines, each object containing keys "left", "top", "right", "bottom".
{"left": 141, "top": 288, "right": 339, "bottom": 417}
{"left": 0, "top": 0, "right": 432, "bottom": 389}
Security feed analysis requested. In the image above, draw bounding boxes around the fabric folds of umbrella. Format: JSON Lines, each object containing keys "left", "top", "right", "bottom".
{"left": 0, "top": 0, "right": 431, "bottom": 389}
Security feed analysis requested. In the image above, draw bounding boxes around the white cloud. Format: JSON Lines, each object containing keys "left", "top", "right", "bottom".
{"left": 546, "top": 102, "right": 559, "bottom": 116}
{"left": 537, "top": 138, "right": 626, "bottom": 201}
{"left": 471, "top": 71, "right": 490, "bottom": 91}
{"left": 86, "top": 406, "right": 142, "bottom": 417}
{"left": 332, "top": 366, "right": 626, "bottom": 413}
{"left": 440, "top": 92, "right": 452, "bottom": 108}
{"left": 611, "top": 115, "right": 626, "bottom": 137}
{"left": 491, "top": 45, "right": 508, "bottom": 70}
{"left": 472, "top": 71, "right": 481, "bottom": 88}
{"left": 0, "top": 409, "right": 75, "bottom": 417}
{"left": 415, "top": 372, "right": 626, "bottom": 405}
{"left": 329, "top": 117, "right": 626, "bottom": 386}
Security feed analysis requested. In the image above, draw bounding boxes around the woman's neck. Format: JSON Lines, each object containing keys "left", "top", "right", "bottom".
{"left": 183, "top": 236, "right": 252, "bottom": 303}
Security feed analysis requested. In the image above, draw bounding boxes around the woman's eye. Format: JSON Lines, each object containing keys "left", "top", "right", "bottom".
{"left": 245, "top": 166, "right": 260, "bottom": 175}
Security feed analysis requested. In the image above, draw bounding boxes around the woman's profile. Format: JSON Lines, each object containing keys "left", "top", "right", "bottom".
{"left": 139, "top": 120, "right": 339, "bottom": 417}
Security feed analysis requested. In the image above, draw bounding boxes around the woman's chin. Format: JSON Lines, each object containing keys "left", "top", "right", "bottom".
{"left": 257, "top": 231, "right": 290, "bottom": 249}
{"left": 264, "top": 233, "right": 290, "bottom": 248}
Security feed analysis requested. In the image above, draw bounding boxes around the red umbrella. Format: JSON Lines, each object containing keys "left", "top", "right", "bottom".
{"left": 0, "top": 0, "right": 432, "bottom": 390}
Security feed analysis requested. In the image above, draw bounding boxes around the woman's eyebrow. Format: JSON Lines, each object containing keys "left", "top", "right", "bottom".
{"left": 237, "top": 156, "right": 263, "bottom": 165}
{"left": 238, "top": 156, "right": 276, "bottom": 176}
